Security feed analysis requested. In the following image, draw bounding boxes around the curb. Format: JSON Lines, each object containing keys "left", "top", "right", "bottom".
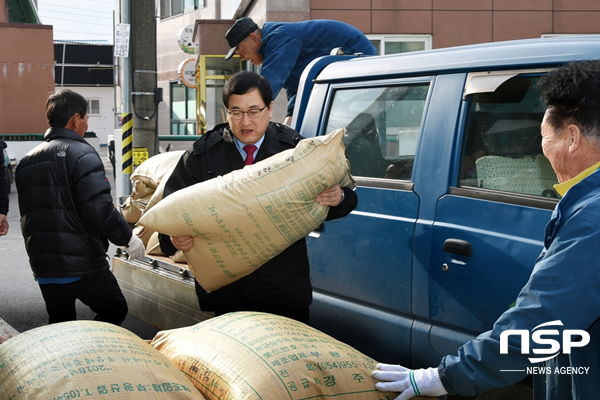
{"left": 0, "top": 318, "right": 19, "bottom": 344}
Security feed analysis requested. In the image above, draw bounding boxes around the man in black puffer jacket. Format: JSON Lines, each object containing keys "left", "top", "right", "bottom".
{"left": 16, "top": 89, "right": 145, "bottom": 325}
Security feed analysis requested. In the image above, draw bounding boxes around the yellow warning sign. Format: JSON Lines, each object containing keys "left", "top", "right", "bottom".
{"left": 121, "top": 113, "right": 133, "bottom": 174}
{"left": 133, "top": 147, "right": 149, "bottom": 167}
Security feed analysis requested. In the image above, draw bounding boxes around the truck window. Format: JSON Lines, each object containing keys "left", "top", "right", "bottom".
{"left": 459, "top": 74, "right": 559, "bottom": 198}
{"left": 324, "top": 84, "right": 430, "bottom": 180}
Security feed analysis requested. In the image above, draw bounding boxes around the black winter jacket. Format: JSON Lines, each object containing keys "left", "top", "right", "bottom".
{"left": 0, "top": 139, "right": 8, "bottom": 215}
{"left": 16, "top": 127, "right": 132, "bottom": 278}
{"left": 159, "top": 122, "right": 358, "bottom": 313}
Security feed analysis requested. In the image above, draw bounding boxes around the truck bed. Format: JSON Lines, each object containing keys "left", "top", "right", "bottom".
{"left": 113, "top": 251, "right": 214, "bottom": 330}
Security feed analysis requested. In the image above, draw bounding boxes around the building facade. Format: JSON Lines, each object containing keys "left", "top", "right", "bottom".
{"left": 154, "top": 0, "right": 600, "bottom": 136}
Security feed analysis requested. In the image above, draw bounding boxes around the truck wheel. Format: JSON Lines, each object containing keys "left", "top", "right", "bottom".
{"left": 473, "top": 384, "right": 533, "bottom": 400}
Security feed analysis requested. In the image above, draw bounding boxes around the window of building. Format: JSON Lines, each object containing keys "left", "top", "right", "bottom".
{"left": 171, "top": 82, "right": 197, "bottom": 135}
{"left": 160, "top": 0, "right": 205, "bottom": 19}
{"left": 87, "top": 99, "right": 101, "bottom": 115}
{"left": 459, "top": 72, "right": 559, "bottom": 198}
{"left": 324, "top": 83, "right": 430, "bottom": 180}
{"left": 367, "top": 35, "right": 432, "bottom": 55}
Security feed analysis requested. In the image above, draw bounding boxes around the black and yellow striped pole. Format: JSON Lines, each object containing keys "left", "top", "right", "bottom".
{"left": 121, "top": 112, "right": 133, "bottom": 195}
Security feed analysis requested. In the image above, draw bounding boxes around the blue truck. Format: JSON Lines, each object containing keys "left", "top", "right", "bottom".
{"left": 113, "top": 35, "right": 600, "bottom": 400}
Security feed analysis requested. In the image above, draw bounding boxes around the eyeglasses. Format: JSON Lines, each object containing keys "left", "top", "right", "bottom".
{"left": 227, "top": 105, "right": 267, "bottom": 121}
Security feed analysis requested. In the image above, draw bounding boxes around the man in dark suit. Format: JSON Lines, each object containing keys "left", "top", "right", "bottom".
{"left": 159, "top": 71, "right": 357, "bottom": 324}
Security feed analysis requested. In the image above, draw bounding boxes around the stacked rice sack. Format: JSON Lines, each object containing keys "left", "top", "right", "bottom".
{"left": 139, "top": 128, "right": 355, "bottom": 291}
{"left": 150, "top": 312, "right": 398, "bottom": 400}
{"left": 0, "top": 321, "right": 206, "bottom": 400}
{"left": 119, "top": 150, "right": 186, "bottom": 261}
{"left": 0, "top": 316, "right": 434, "bottom": 400}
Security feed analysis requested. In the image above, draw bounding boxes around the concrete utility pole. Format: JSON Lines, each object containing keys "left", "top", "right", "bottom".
{"left": 117, "top": 0, "right": 132, "bottom": 199}
{"left": 130, "top": 0, "right": 158, "bottom": 167}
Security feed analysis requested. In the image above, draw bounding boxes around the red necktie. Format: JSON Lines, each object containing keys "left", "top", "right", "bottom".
{"left": 243, "top": 145, "right": 257, "bottom": 165}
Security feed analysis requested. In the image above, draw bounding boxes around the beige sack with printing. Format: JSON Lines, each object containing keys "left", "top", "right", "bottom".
{"left": 138, "top": 129, "right": 354, "bottom": 291}
{"left": 150, "top": 312, "right": 395, "bottom": 400}
{"left": 121, "top": 151, "right": 183, "bottom": 224}
{"left": 125, "top": 150, "right": 186, "bottom": 245}
{"left": 0, "top": 321, "right": 206, "bottom": 400}
{"left": 131, "top": 150, "right": 185, "bottom": 192}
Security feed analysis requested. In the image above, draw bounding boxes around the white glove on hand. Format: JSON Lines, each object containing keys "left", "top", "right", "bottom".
{"left": 372, "top": 364, "right": 447, "bottom": 400}
{"left": 123, "top": 233, "right": 145, "bottom": 260}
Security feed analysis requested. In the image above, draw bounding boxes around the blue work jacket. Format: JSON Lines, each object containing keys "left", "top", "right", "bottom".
{"left": 439, "top": 166, "right": 600, "bottom": 399}
{"left": 258, "top": 20, "right": 376, "bottom": 114}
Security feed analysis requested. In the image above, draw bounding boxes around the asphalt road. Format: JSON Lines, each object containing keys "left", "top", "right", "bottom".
{"left": 0, "top": 146, "right": 160, "bottom": 340}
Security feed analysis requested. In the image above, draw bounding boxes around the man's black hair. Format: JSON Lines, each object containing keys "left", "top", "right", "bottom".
{"left": 46, "top": 89, "right": 88, "bottom": 128}
{"left": 222, "top": 71, "right": 273, "bottom": 108}
{"left": 537, "top": 60, "right": 600, "bottom": 139}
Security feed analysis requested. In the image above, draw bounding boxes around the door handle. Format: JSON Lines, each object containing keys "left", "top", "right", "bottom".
{"left": 442, "top": 238, "right": 472, "bottom": 256}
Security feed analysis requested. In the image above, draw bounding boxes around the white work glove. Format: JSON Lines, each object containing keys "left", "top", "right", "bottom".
{"left": 372, "top": 364, "right": 448, "bottom": 400}
{"left": 123, "top": 233, "right": 145, "bottom": 260}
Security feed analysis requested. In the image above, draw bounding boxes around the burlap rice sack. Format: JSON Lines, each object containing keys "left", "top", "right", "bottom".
{"left": 134, "top": 224, "right": 154, "bottom": 248}
{"left": 120, "top": 195, "right": 142, "bottom": 224}
{"left": 171, "top": 250, "right": 187, "bottom": 263}
{"left": 146, "top": 230, "right": 165, "bottom": 256}
{"left": 120, "top": 194, "right": 154, "bottom": 225}
{"left": 132, "top": 179, "right": 155, "bottom": 199}
{"left": 145, "top": 163, "right": 177, "bottom": 212}
{"left": 131, "top": 150, "right": 185, "bottom": 190}
{"left": 0, "top": 321, "right": 205, "bottom": 400}
{"left": 127, "top": 151, "right": 185, "bottom": 217}
{"left": 150, "top": 312, "right": 395, "bottom": 400}
{"left": 126, "top": 151, "right": 185, "bottom": 244}
{"left": 138, "top": 129, "right": 354, "bottom": 291}
{"left": 133, "top": 194, "right": 154, "bottom": 217}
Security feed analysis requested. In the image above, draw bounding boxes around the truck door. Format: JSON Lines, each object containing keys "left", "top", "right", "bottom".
{"left": 305, "top": 79, "right": 432, "bottom": 363}
{"left": 427, "top": 71, "right": 558, "bottom": 359}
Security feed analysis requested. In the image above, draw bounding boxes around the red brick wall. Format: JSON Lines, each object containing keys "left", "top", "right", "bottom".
{"left": 310, "top": 0, "right": 600, "bottom": 49}
{"left": 0, "top": 23, "right": 54, "bottom": 134}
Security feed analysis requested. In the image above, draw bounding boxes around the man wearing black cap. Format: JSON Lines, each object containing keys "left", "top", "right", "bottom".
{"left": 225, "top": 18, "right": 376, "bottom": 125}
